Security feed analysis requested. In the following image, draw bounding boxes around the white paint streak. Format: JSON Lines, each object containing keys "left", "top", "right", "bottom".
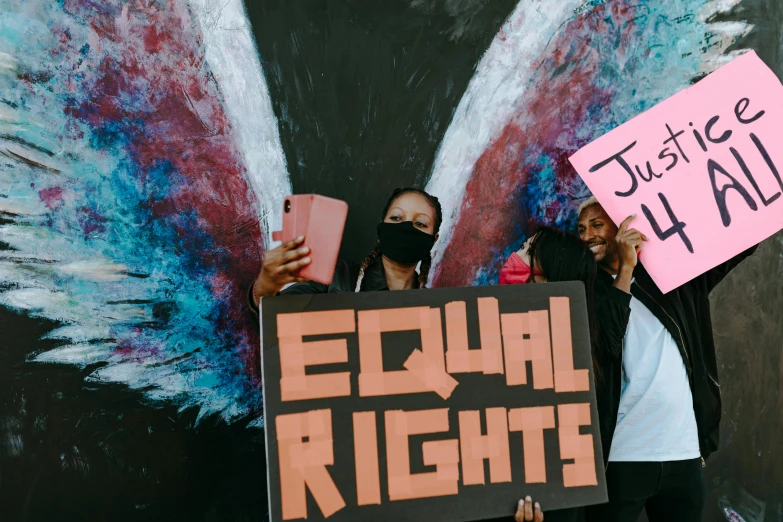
{"left": 85, "top": 361, "right": 245, "bottom": 422}
{"left": 0, "top": 142, "right": 63, "bottom": 173}
{"left": 696, "top": 0, "right": 743, "bottom": 21}
{"left": 697, "top": 21, "right": 754, "bottom": 74}
{"left": 0, "top": 198, "right": 46, "bottom": 216}
{"left": 425, "top": 0, "right": 583, "bottom": 269}
{"left": 188, "top": 0, "right": 291, "bottom": 246}
{"left": 58, "top": 259, "right": 128, "bottom": 281}
{"left": 1, "top": 288, "right": 69, "bottom": 311}
{"left": 247, "top": 416, "right": 265, "bottom": 429}
{"left": 43, "top": 324, "right": 112, "bottom": 342}
{"left": 0, "top": 51, "right": 17, "bottom": 74}
{"left": 0, "top": 104, "right": 19, "bottom": 123}
{"left": 35, "top": 343, "right": 113, "bottom": 367}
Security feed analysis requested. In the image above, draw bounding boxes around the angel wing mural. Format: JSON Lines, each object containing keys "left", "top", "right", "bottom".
{"left": 0, "top": 0, "right": 286, "bottom": 424}
{"left": 427, "top": 0, "right": 752, "bottom": 287}
{"left": 1, "top": 0, "right": 780, "bottom": 519}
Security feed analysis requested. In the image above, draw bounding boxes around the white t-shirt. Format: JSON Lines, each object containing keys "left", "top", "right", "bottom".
{"left": 608, "top": 281, "right": 701, "bottom": 462}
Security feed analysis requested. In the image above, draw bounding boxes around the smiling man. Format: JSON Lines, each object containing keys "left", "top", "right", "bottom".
{"left": 577, "top": 197, "right": 757, "bottom": 522}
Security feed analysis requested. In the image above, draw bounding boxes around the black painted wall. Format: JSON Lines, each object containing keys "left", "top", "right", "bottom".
{"left": 244, "top": 0, "right": 517, "bottom": 262}
{"left": 1, "top": 1, "right": 782, "bottom": 522}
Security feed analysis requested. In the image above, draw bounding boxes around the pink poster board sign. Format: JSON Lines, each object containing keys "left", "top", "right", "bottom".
{"left": 569, "top": 51, "right": 783, "bottom": 293}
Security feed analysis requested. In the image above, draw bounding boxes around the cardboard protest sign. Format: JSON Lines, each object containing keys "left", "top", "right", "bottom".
{"left": 260, "top": 283, "right": 607, "bottom": 522}
{"left": 569, "top": 51, "right": 783, "bottom": 293}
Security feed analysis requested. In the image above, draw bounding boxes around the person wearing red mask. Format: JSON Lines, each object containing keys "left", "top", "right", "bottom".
{"left": 497, "top": 226, "right": 628, "bottom": 522}
{"left": 499, "top": 225, "right": 629, "bottom": 373}
{"left": 500, "top": 229, "right": 554, "bottom": 284}
{"left": 498, "top": 235, "right": 545, "bottom": 284}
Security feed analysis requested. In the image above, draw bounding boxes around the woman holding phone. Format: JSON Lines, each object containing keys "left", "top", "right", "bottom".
{"left": 498, "top": 226, "right": 637, "bottom": 522}
{"left": 250, "top": 205, "right": 595, "bottom": 520}
{"left": 249, "top": 187, "right": 441, "bottom": 309}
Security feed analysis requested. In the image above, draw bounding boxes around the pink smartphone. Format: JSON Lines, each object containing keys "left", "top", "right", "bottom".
{"left": 271, "top": 194, "right": 348, "bottom": 285}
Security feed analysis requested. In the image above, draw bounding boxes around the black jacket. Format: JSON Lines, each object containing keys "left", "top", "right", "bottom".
{"left": 593, "top": 246, "right": 757, "bottom": 465}
{"left": 248, "top": 257, "right": 416, "bottom": 314}
{"left": 281, "top": 257, "right": 413, "bottom": 295}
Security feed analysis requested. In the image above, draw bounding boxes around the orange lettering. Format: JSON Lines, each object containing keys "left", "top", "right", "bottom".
{"left": 445, "top": 298, "right": 504, "bottom": 375}
{"left": 357, "top": 307, "right": 446, "bottom": 397}
{"left": 403, "top": 349, "right": 459, "bottom": 400}
{"left": 458, "top": 408, "right": 512, "bottom": 485}
{"left": 558, "top": 403, "right": 598, "bottom": 487}
{"left": 277, "top": 310, "right": 355, "bottom": 402}
{"left": 508, "top": 406, "right": 556, "bottom": 484}
{"left": 500, "top": 310, "right": 554, "bottom": 389}
{"left": 385, "top": 409, "right": 460, "bottom": 501}
{"left": 276, "top": 409, "right": 345, "bottom": 519}
{"left": 352, "top": 411, "right": 381, "bottom": 506}
{"left": 550, "top": 297, "right": 590, "bottom": 393}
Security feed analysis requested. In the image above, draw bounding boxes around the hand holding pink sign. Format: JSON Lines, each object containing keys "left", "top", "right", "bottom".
{"left": 569, "top": 51, "right": 783, "bottom": 293}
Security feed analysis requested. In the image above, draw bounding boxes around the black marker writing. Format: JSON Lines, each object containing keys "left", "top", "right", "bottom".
{"left": 641, "top": 193, "right": 694, "bottom": 253}
{"left": 589, "top": 142, "right": 639, "bottom": 197}
{"left": 730, "top": 147, "right": 781, "bottom": 206}
{"left": 707, "top": 158, "right": 758, "bottom": 227}
{"left": 735, "top": 98, "right": 765, "bottom": 124}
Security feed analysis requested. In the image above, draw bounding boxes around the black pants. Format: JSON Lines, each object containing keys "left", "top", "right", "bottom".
{"left": 585, "top": 459, "right": 705, "bottom": 522}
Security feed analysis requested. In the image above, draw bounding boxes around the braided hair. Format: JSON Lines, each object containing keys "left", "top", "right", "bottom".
{"left": 354, "top": 246, "right": 381, "bottom": 292}
{"left": 354, "top": 188, "right": 443, "bottom": 292}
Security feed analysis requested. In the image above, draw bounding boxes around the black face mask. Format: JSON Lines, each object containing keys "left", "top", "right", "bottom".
{"left": 377, "top": 221, "right": 435, "bottom": 264}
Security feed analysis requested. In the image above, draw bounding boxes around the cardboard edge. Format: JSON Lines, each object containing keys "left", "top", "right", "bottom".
{"left": 259, "top": 297, "right": 276, "bottom": 522}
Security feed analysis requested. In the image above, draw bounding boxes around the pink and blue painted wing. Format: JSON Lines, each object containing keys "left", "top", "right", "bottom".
{"left": 0, "top": 0, "right": 289, "bottom": 423}
{"left": 427, "top": 0, "right": 750, "bottom": 288}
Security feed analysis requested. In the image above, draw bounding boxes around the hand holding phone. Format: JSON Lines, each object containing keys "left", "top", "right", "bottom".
{"left": 253, "top": 194, "right": 348, "bottom": 301}
{"left": 272, "top": 194, "right": 348, "bottom": 285}
{"left": 252, "top": 236, "right": 311, "bottom": 301}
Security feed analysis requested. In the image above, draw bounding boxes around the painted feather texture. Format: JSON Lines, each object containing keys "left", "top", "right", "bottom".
{"left": 0, "top": 0, "right": 288, "bottom": 425}
{"left": 0, "top": 0, "right": 751, "bottom": 424}
{"left": 427, "top": 0, "right": 751, "bottom": 288}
